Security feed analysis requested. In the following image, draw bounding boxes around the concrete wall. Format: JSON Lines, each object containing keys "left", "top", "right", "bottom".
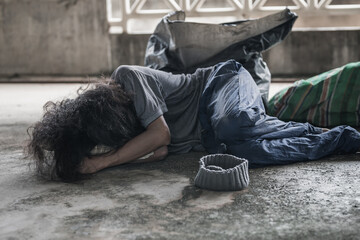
{"left": 0, "top": 0, "right": 359, "bottom": 79}
{"left": 263, "top": 29, "right": 360, "bottom": 77}
{"left": 0, "top": 0, "right": 111, "bottom": 76}
{"left": 110, "top": 34, "right": 148, "bottom": 68}
{"left": 110, "top": 30, "right": 360, "bottom": 77}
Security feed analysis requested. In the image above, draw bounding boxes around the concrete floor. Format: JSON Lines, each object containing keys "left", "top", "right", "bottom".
{"left": 0, "top": 83, "right": 359, "bottom": 240}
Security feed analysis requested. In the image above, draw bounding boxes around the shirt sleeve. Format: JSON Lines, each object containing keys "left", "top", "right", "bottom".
{"left": 114, "top": 67, "right": 168, "bottom": 128}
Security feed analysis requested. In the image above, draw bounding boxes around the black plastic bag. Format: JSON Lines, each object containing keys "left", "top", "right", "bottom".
{"left": 144, "top": 9, "right": 297, "bottom": 103}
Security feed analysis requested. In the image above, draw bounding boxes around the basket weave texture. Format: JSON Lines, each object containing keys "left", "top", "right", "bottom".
{"left": 194, "top": 154, "right": 249, "bottom": 191}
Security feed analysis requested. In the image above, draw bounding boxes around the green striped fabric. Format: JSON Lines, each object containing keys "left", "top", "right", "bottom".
{"left": 268, "top": 62, "right": 360, "bottom": 127}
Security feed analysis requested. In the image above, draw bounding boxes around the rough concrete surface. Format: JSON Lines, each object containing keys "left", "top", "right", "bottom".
{"left": 0, "top": 83, "right": 360, "bottom": 240}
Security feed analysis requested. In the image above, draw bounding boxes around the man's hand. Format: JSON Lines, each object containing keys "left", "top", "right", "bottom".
{"left": 78, "top": 156, "right": 105, "bottom": 174}
{"left": 78, "top": 116, "right": 170, "bottom": 174}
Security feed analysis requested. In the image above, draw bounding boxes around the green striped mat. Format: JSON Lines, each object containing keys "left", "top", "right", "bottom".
{"left": 268, "top": 62, "right": 360, "bottom": 127}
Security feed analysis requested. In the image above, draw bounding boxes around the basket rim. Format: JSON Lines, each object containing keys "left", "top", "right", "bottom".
{"left": 199, "top": 154, "right": 248, "bottom": 174}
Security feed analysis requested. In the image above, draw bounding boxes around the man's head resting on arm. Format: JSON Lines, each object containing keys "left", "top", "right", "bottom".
{"left": 26, "top": 81, "right": 144, "bottom": 182}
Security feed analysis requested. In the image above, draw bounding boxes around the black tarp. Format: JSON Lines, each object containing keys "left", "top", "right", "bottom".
{"left": 144, "top": 9, "right": 297, "bottom": 104}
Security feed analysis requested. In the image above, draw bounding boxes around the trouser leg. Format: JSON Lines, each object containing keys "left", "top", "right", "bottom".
{"left": 226, "top": 126, "right": 360, "bottom": 167}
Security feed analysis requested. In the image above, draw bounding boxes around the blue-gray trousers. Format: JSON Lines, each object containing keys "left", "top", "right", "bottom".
{"left": 199, "top": 60, "right": 360, "bottom": 167}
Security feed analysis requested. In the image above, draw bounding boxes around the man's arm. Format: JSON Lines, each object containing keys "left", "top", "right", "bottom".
{"left": 79, "top": 116, "right": 170, "bottom": 174}
{"left": 130, "top": 145, "right": 168, "bottom": 164}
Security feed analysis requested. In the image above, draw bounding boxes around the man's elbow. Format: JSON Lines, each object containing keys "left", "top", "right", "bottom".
{"left": 148, "top": 116, "right": 171, "bottom": 147}
{"left": 153, "top": 125, "right": 171, "bottom": 147}
{"left": 162, "top": 127, "right": 171, "bottom": 146}
{"left": 156, "top": 145, "right": 168, "bottom": 160}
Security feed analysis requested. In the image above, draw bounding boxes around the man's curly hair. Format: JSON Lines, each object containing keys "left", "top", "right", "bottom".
{"left": 26, "top": 81, "right": 143, "bottom": 182}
